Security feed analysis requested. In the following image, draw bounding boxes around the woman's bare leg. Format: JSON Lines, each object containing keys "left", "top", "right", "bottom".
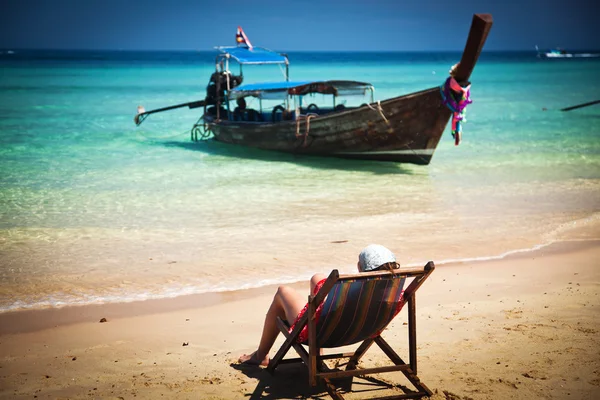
{"left": 310, "top": 273, "right": 327, "bottom": 293}
{"left": 238, "top": 284, "right": 305, "bottom": 366}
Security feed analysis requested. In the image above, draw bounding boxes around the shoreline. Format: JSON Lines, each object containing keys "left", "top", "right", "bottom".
{"left": 2, "top": 212, "right": 598, "bottom": 318}
{"left": 1, "top": 238, "right": 597, "bottom": 336}
{"left": 1, "top": 238, "right": 599, "bottom": 399}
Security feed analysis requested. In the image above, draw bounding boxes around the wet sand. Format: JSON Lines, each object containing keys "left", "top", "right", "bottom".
{"left": 1, "top": 240, "right": 599, "bottom": 399}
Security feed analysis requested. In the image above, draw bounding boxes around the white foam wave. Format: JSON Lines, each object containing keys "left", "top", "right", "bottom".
{"left": 2, "top": 234, "right": 598, "bottom": 314}
{"left": 0, "top": 272, "right": 320, "bottom": 313}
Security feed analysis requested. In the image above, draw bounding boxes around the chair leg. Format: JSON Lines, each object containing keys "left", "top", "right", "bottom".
{"left": 323, "top": 377, "right": 346, "bottom": 400}
{"left": 268, "top": 317, "right": 304, "bottom": 373}
{"left": 408, "top": 295, "right": 418, "bottom": 374}
{"left": 374, "top": 336, "right": 433, "bottom": 397}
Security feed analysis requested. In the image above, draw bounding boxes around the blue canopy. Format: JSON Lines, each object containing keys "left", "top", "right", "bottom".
{"left": 229, "top": 80, "right": 374, "bottom": 100}
{"left": 216, "top": 46, "right": 288, "bottom": 65}
{"left": 232, "top": 81, "right": 312, "bottom": 92}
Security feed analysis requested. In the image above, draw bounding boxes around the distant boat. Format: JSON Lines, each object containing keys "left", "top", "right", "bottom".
{"left": 536, "top": 45, "right": 600, "bottom": 59}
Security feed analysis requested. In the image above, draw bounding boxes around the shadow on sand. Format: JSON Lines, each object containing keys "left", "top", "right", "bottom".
{"left": 162, "top": 139, "right": 419, "bottom": 175}
{"left": 230, "top": 362, "right": 417, "bottom": 399}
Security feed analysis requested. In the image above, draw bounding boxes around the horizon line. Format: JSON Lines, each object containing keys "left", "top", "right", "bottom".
{"left": 4, "top": 48, "right": 599, "bottom": 53}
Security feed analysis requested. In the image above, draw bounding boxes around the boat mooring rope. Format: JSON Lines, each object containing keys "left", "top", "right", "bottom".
{"left": 295, "top": 114, "right": 317, "bottom": 147}
{"left": 367, "top": 101, "right": 389, "bottom": 124}
{"left": 364, "top": 101, "right": 430, "bottom": 164}
{"left": 135, "top": 129, "right": 190, "bottom": 141}
{"left": 191, "top": 115, "right": 212, "bottom": 141}
{"left": 440, "top": 76, "right": 472, "bottom": 145}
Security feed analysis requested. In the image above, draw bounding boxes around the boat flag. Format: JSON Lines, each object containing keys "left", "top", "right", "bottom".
{"left": 235, "top": 26, "right": 253, "bottom": 49}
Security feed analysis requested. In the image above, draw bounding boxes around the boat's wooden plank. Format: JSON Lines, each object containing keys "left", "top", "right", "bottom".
{"left": 453, "top": 13, "right": 494, "bottom": 84}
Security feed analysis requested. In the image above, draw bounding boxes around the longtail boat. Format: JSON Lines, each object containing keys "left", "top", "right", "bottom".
{"left": 135, "top": 14, "right": 493, "bottom": 165}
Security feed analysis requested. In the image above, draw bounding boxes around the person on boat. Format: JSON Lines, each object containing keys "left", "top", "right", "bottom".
{"left": 234, "top": 97, "right": 246, "bottom": 114}
{"left": 233, "top": 97, "right": 263, "bottom": 122}
{"left": 238, "top": 244, "right": 398, "bottom": 366}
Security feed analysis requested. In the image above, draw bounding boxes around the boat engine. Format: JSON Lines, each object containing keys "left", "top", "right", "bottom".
{"left": 205, "top": 71, "right": 243, "bottom": 106}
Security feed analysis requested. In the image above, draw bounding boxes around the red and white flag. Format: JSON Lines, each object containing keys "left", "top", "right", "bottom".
{"left": 235, "top": 26, "right": 253, "bottom": 49}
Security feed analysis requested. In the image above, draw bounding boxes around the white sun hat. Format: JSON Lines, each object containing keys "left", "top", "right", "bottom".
{"left": 358, "top": 244, "right": 396, "bottom": 272}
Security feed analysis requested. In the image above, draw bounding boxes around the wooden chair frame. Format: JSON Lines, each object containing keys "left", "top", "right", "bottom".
{"left": 267, "top": 262, "right": 435, "bottom": 400}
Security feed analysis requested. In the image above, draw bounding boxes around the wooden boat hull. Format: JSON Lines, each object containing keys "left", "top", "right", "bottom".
{"left": 206, "top": 87, "right": 452, "bottom": 165}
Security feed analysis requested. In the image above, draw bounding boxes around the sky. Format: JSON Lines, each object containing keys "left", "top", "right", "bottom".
{"left": 1, "top": 0, "right": 598, "bottom": 51}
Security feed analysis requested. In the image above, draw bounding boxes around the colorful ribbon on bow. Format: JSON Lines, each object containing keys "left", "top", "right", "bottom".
{"left": 440, "top": 76, "right": 472, "bottom": 145}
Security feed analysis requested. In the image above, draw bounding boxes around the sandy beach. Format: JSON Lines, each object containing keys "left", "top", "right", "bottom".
{"left": 2, "top": 5, "right": 599, "bottom": 399}
{"left": 1, "top": 239, "right": 599, "bottom": 400}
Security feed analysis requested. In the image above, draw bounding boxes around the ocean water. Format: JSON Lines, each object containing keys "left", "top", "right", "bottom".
{"left": 1, "top": 50, "right": 599, "bottom": 313}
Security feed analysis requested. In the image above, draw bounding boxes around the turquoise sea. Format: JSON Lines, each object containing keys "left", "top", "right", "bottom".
{"left": 1, "top": 49, "right": 599, "bottom": 312}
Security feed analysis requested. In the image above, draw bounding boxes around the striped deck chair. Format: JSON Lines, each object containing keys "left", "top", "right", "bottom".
{"left": 267, "top": 262, "right": 435, "bottom": 400}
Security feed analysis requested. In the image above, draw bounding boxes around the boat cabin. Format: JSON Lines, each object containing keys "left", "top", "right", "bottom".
{"left": 206, "top": 46, "right": 374, "bottom": 123}
{"left": 221, "top": 80, "right": 375, "bottom": 123}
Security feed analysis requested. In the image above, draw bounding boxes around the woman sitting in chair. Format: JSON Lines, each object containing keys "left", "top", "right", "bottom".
{"left": 238, "top": 244, "right": 398, "bottom": 366}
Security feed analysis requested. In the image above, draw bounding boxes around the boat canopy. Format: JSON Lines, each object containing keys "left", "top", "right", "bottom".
{"left": 229, "top": 80, "right": 374, "bottom": 100}
{"left": 216, "top": 46, "right": 288, "bottom": 65}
